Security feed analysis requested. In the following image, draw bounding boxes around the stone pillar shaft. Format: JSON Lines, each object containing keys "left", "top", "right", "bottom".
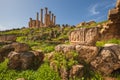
{"left": 48, "top": 11, "right": 51, "bottom": 25}
{"left": 29, "top": 18, "right": 32, "bottom": 28}
{"left": 36, "top": 12, "right": 39, "bottom": 28}
{"left": 45, "top": 7, "right": 48, "bottom": 27}
{"left": 40, "top": 9, "right": 43, "bottom": 26}
{"left": 53, "top": 16, "right": 56, "bottom": 25}
{"left": 52, "top": 14, "right": 54, "bottom": 25}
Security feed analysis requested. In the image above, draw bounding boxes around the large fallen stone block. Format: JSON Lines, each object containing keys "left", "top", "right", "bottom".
{"left": 55, "top": 44, "right": 75, "bottom": 53}
{"left": 0, "top": 45, "right": 14, "bottom": 62}
{"left": 69, "top": 65, "right": 84, "bottom": 79}
{"left": 91, "top": 44, "right": 120, "bottom": 75}
{"left": 69, "top": 27, "right": 100, "bottom": 46}
{"left": 0, "top": 42, "right": 31, "bottom": 63}
{"left": 76, "top": 45, "right": 100, "bottom": 63}
{"left": 8, "top": 51, "right": 44, "bottom": 70}
{"left": 11, "top": 42, "right": 30, "bottom": 52}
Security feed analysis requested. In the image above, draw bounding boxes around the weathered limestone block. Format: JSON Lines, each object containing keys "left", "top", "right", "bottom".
{"left": 0, "top": 42, "right": 31, "bottom": 63}
{"left": 108, "top": 8, "right": 119, "bottom": 20}
{"left": 50, "top": 61, "right": 58, "bottom": 72}
{"left": 69, "top": 65, "right": 84, "bottom": 79}
{"left": 0, "top": 35, "right": 16, "bottom": 42}
{"left": 91, "top": 44, "right": 120, "bottom": 75}
{"left": 0, "top": 45, "right": 14, "bottom": 62}
{"left": 101, "top": 0, "right": 120, "bottom": 40}
{"left": 76, "top": 45, "right": 100, "bottom": 63}
{"left": 60, "top": 66, "right": 68, "bottom": 80}
{"left": 11, "top": 42, "right": 30, "bottom": 52}
{"left": 55, "top": 44, "right": 75, "bottom": 53}
{"left": 69, "top": 27, "right": 100, "bottom": 46}
{"left": 116, "top": 0, "right": 120, "bottom": 8}
{"left": 8, "top": 51, "right": 44, "bottom": 70}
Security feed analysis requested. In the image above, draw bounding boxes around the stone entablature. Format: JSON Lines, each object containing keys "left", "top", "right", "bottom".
{"left": 69, "top": 27, "right": 100, "bottom": 46}
{"left": 28, "top": 7, "right": 56, "bottom": 28}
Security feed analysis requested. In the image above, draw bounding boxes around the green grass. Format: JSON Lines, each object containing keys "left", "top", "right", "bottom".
{"left": 0, "top": 59, "right": 61, "bottom": 80}
{"left": 96, "top": 38, "right": 120, "bottom": 47}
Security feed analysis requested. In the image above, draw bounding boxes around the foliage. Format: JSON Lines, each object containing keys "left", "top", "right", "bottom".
{"left": 0, "top": 59, "right": 61, "bottom": 80}
{"left": 51, "top": 51, "right": 79, "bottom": 70}
{"left": 96, "top": 38, "right": 120, "bottom": 47}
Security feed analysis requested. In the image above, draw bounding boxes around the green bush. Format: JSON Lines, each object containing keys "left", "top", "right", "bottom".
{"left": 42, "top": 45, "right": 55, "bottom": 53}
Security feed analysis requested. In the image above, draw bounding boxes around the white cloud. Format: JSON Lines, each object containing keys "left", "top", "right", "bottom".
{"left": 89, "top": 4, "right": 100, "bottom": 15}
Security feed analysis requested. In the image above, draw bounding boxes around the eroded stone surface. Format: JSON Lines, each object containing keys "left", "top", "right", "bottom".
{"left": 76, "top": 45, "right": 100, "bottom": 63}
{"left": 69, "top": 27, "right": 100, "bottom": 46}
{"left": 11, "top": 42, "right": 30, "bottom": 52}
{"left": 55, "top": 44, "right": 75, "bottom": 53}
{"left": 91, "top": 44, "right": 120, "bottom": 75}
{"left": 0, "top": 45, "right": 14, "bottom": 62}
{"left": 102, "top": 0, "right": 120, "bottom": 40}
{"left": 69, "top": 65, "right": 84, "bottom": 79}
{"left": 8, "top": 51, "right": 44, "bottom": 70}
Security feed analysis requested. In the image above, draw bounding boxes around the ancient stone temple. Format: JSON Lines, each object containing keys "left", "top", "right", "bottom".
{"left": 28, "top": 7, "right": 56, "bottom": 28}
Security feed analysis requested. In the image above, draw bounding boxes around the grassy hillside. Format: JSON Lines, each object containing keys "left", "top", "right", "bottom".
{"left": 0, "top": 22, "right": 120, "bottom": 80}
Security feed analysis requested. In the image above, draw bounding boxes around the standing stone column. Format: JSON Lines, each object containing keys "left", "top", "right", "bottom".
{"left": 52, "top": 13, "right": 54, "bottom": 25}
{"left": 29, "top": 18, "right": 32, "bottom": 28}
{"left": 45, "top": 7, "right": 48, "bottom": 27}
{"left": 48, "top": 11, "right": 51, "bottom": 25}
{"left": 53, "top": 16, "right": 56, "bottom": 25}
{"left": 40, "top": 9, "right": 43, "bottom": 27}
{"left": 36, "top": 12, "right": 39, "bottom": 28}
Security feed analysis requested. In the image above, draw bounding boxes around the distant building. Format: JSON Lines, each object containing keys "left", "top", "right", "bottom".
{"left": 28, "top": 7, "right": 56, "bottom": 28}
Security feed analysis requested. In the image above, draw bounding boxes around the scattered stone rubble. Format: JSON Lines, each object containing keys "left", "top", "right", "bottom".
{"left": 0, "top": 42, "right": 44, "bottom": 70}
{"left": 53, "top": 1, "right": 120, "bottom": 78}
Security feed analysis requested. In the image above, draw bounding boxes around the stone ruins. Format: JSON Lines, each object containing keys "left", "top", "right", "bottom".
{"left": 102, "top": 0, "right": 120, "bottom": 40}
{"left": 0, "top": 42, "right": 44, "bottom": 70}
{"left": 28, "top": 7, "right": 56, "bottom": 28}
{"left": 52, "top": 0, "right": 120, "bottom": 79}
{"left": 69, "top": 27, "right": 100, "bottom": 46}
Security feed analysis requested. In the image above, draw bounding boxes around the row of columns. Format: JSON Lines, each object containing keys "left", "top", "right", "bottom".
{"left": 29, "top": 7, "right": 56, "bottom": 28}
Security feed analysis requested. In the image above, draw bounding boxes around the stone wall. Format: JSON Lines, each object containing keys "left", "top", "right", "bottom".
{"left": 0, "top": 35, "right": 16, "bottom": 42}
{"left": 101, "top": 0, "right": 120, "bottom": 40}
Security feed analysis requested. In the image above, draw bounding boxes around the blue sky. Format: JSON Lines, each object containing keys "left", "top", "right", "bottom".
{"left": 0, "top": 0, "right": 116, "bottom": 30}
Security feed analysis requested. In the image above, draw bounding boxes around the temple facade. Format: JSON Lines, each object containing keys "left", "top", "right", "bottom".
{"left": 28, "top": 7, "right": 56, "bottom": 28}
